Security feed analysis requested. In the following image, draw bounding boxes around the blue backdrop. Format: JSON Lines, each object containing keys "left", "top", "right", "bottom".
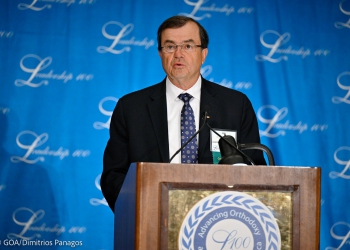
{"left": 1, "top": 0, "right": 350, "bottom": 249}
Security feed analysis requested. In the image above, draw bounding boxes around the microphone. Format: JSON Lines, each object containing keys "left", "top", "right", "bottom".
{"left": 202, "top": 104, "right": 272, "bottom": 165}
{"left": 204, "top": 105, "right": 255, "bottom": 165}
{"left": 169, "top": 111, "right": 209, "bottom": 163}
{"left": 218, "top": 135, "right": 246, "bottom": 165}
{"left": 205, "top": 122, "right": 255, "bottom": 165}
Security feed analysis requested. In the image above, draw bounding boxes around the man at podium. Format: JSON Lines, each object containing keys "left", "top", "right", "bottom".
{"left": 101, "top": 15, "right": 266, "bottom": 211}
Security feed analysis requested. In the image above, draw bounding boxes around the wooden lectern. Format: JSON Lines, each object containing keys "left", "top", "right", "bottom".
{"left": 114, "top": 162, "right": 321, "bottom": 249}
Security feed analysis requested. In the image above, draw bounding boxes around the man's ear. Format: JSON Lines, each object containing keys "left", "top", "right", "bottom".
{"left": 201, "top": 48, "right": 208, "bottom": 64}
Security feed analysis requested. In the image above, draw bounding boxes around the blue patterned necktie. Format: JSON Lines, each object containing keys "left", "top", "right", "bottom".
{"left": 178, "top": 93, "right": 198, "bottom": 164}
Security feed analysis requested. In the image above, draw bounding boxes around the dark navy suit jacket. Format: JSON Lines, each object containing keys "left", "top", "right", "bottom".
{"left": 101, "top": 77, "right": 266, "bottom": 211}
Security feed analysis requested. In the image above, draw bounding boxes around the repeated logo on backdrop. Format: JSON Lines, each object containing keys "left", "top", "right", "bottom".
{"left": 330, "top": 146, "right": 350, "bottom": 179}
{"left": 332, "top": 71, "right": 350, "bottom": 104}
{"left": 97, "top": 21, "right": 154, "bottom": 55}
{"left": 17, "top": 0, "right": 96, "bottom": 11}
{"left": 325, "top": 222, "right": 350, "bottom": 249}
{"left": 201, "top": 65, "right": 233, "bottom": 89}
{"left": 0, "top": 30, "right": 13, "bottom": 38}
{"left": 15, "top": 54, "right": 93, "bottom": 87}
{"left": 93, "top": 96, "right": 119, "bottom": 130}
{"left": 335, "top": 0, "right": 350, "bottom": 29}
{"left": 178, "top": 0, "right": 258, "bottom": 21}
{"left": 5, "top": 207, "right": 86, "bottom": 248}
{"left": 257, "top": 105, "right": 328, "bottom": 138}
{"left": 255, "top": 30, "right": 330, "bottom": 63}
{"left": 179, "top": 0, "right": 236, "bottom": 20}
{"left": 201, "top": 65, "right": 253, "bottom": 90}
{"left": 89, "top": 174, "right": 108, "bottom": 206}
{"left": 10, "top": 130, "right": 90, "bottom": 164}
{"left": 8, "top": 207, "right": 66, "bottom": 240}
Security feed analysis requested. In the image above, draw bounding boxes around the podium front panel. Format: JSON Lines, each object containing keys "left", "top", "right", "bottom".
{"left": 160, "top": 183, "right": 297, "bottom": 250}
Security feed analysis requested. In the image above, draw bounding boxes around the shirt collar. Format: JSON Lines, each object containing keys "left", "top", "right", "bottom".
{"left": 166, "top": 76, "right": 202, "bottom": 102}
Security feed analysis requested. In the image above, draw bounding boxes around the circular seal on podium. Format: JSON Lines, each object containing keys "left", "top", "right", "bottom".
{"left": 178, "top": 191, "right": 281, "bottom": 250}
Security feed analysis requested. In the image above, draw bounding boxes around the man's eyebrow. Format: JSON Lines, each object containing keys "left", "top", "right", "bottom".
{"left": 183, "top": 39, "right": 195, "bottom": 43}
{"left": 163, "top": 39, "right": 196, "bottom": 44}
{"left": 163, "top": 39, "right": 176, "bottom": 44}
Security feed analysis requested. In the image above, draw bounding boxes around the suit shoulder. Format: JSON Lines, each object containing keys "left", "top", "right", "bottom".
{"left": 119, "top": 81, "right": 165, "bottom": 102}
{"left": 204, "top": 79, "right": 249, "bottom": 100}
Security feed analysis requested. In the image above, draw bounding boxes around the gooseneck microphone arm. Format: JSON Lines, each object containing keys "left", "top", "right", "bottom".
{"left": 239, "top": 143, "right": 275, "bottom": 166}
{"left": 169, "top": 111, "right": 208, "bottom": 163}
{"left": 205, "top": 122, "right": 255, "bottom": 165}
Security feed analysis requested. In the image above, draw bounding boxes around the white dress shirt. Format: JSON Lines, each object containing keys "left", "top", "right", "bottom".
{"left": 166, "top": 76, "right": 201, "bottom": 163}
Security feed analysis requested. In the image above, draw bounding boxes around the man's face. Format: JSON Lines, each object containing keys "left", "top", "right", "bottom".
{"left": 158, "top": 21, "right": 208, "bottom": 89}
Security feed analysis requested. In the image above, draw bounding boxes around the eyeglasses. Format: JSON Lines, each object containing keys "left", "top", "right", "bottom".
{"left": 161, "top": 43, "right": 202, "bottom": 53}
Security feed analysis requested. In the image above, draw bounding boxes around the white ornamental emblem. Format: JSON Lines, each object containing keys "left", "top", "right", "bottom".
{"left": 178, "top": 191, "right": 281, "bottom": 250}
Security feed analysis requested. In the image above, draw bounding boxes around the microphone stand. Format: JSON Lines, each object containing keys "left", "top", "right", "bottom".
{"left": 205, "top": 122, "right": 255, "bottom": 165}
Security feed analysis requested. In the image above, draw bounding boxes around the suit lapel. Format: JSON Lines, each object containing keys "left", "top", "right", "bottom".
{"left": 147, "top": 81, "right": 170, "bottom": 162}
{"left": 198, "top": 78, "right": 219, "bottom": 162}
